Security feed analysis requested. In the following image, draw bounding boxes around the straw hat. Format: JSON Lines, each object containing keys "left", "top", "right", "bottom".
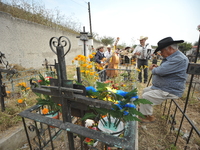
{"left": 96, "top": 45, "right": 104, "bottom": 50}
{"left": 138, "top": 36, "right": 148, "bottom": 41}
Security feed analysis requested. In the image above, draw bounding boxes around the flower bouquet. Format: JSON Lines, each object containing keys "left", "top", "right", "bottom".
{"left": 81, "top": 81, "right": 153, "bottom": 135}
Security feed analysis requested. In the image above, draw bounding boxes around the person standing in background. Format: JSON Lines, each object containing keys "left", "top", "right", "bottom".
{"left": 133, "top": 36, "right": 152, "bottom": 83}
{"left": 95, "top": 46, "right": 106, "bottom": 81}
{"left": 104, "top": 45, "right": 112, "bottom": 59}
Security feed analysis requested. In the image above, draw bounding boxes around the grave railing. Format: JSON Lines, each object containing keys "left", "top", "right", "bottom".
{"left": 19, "top": 36, "right": 137, "bottom": 150}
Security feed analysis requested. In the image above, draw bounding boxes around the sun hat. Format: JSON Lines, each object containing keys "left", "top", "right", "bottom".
{"left": 96, "top": 45, "right": 104, "bottom": 50}
{"left": 138, "top": 36, "right": 148, "bottom": 41}
{"left": 107, "top": 45, "right": 111, "bottom": 48}
{"left": 154, "top": 37, "right": 184, "bottom": 54}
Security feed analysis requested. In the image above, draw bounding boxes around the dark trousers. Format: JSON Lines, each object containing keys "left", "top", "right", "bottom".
{"left": 137, "top": 59, "right": 148, "bottom": 83}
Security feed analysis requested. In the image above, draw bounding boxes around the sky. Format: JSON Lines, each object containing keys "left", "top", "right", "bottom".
{"left": 4, "top": 0, "right": 200, "bottom": 46}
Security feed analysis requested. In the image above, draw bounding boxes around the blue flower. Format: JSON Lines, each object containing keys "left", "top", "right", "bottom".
{"left": 131, "top": 96, "right": 139, "bottom": 99}
{"left": 86, "top": 86, "right": 97, "bottom": 92}
{"left": 123, "top": 111, "right": 129, "bottom": 115}
{"left": 115, "top": 103, "right": 123, "bottom": 110}
{"left": 124, "top": 104, "right": 136, "bottom": 109}
{"left": 116, "top": 90, "right": 128, "bottom": 97}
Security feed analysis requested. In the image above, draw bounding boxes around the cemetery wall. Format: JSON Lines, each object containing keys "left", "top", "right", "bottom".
{"left": 0, "top": 11, "right": 100, "bottom": 69}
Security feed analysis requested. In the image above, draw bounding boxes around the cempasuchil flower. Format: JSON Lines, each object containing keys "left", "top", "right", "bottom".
{"left": 18, "top": 99, "right": 23, "bottom": 103}
{"left": 42, "top": 108, "right": 49, "bottom": 114}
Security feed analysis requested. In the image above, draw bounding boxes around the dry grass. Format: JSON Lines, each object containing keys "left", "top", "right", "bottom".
{"left": 138, "top": 81, "right": 200, "bottom": 150}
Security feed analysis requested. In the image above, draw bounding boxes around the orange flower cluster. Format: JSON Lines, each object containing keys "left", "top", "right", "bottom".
{"left": 73, "top": 54, "right": 99, "bottom": 86}
{"left": 16, "top": 82, "right": 30, "bottom": 93}
{"left": 42, "top": 108, "right": 49, "bottom": 114}
{"left": 17, "top": 99, "right": 24, "bottom": 103}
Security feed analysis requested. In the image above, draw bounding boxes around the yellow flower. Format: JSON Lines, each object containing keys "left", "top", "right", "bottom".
{"left": 26, "top": 87, "right": 30, "bottom": 90}
{"left": 80, "top": 70, "right": 85, "bottom": 73}
{"left": 6, "top": 91, "right": 11, "bottom": 94}
{"left": 85, "top": 70, "right": 90, "bottom": 74}
{"left": 18, "top": 99, "right": 23, "bottom": 103}
{"left": 92, "top": 52, "right": 96, "bottom": 55}
{"left": 42, "top": 108, "right": 49, "bottom": 115}
{"left": 89, "top": 54, "right": 94, "bottom": 58}
{"left": 87, "top": 65, "right": 92, "bottom": 69}
{"left": 82, "top": 64, "right": 87, "bottom": 67}
{"left": 136, "top": 69, "right": 141, "bottom": 72}
{"left": 90, "top": 72, "right": 94, "bottom": 75}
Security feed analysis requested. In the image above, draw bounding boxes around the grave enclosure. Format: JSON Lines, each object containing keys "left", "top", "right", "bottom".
{"left": 18, "top": 36, "right": 137, "bottom": 150}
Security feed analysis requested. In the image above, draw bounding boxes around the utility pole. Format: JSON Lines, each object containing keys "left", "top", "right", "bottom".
{"left": 88, "top": 2, "right": 92, "bottom": 37}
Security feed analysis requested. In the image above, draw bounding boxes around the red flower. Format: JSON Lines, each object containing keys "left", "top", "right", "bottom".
{"left": 38, "top": 80, "right": 42, "bottom": 83}
{"left": 85, "top": 137, "right": 93, "bottom": 143}
{"left": 104, "top": 80, "right": 111, "bottom": 83}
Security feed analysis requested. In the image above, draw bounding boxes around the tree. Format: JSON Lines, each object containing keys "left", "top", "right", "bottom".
{"left": 193, "top": 41, "right": 198, "bottom": 46}
{"left": 178, "top": 42, "right": 192, "bottom": 53}
{"left": 100, "top": 36, "right": 115, "bottom": 46}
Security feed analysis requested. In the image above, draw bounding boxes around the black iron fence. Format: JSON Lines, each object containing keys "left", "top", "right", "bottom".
{"left": 18, "top": 36, "right": 138, "bottom": 150}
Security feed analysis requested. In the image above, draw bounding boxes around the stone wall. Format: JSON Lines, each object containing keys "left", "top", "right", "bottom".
{"left": 0, "top": 11, "right": 100, "bottom": 69}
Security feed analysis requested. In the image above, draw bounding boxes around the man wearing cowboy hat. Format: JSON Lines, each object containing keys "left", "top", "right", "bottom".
{"left": 95, "top": 45, "right": 106, "bottom": 81}
{"left": 139, "top": 37, "right": 189, "bottom": 123}
{"left": 104, "top": 45, "right": 112, "bottom": 59}
{"left": 133, "top": 36, "right": 152, "bottom": 83}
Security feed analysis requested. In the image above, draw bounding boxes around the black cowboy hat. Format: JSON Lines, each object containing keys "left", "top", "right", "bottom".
{"left": 154, "top": 37, "right": 184, "bottom": 54}
{"left": 124, "top": 47, "right": 131, "bottom": 50}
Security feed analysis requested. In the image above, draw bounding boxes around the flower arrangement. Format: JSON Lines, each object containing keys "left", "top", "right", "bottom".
{"left": 31, "top": 73, "right": 61, "bottom": 115}
{"left": 82, "top": 81, "right": 152, "bottom": 131}
{"left": 73, "top": 54, "right": 99, "bottom": 86}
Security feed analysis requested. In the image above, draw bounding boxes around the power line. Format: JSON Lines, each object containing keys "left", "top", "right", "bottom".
{"left": 70, "top": 0, "right": 87, "bottom": 9}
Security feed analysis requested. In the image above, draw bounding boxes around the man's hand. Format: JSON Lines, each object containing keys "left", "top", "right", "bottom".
{"left": 149, "top": 64, "right": 158, "bottom": 70}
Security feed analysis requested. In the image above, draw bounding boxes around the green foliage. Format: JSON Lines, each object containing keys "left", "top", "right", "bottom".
{"left": 100, "top": 36, "right": 115, "bottom": 46}
{"left": 179, "top": 42, "right": 192, "bottom": 52}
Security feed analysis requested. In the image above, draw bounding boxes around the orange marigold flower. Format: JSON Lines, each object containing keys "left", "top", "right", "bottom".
{"left": 92, "top": 52, "right": 96, "bottom": 55}
{"left": 85, "top": 70, "right": 90, "bottom": 74}
{"left": 21, "top": 82, "right": 27, "bottom": 87}
{"left": 87, "top": 65, "right": 92, "bottom": 69}
{"left": 26, "top": 87, "right": 30, "bottom": 90}
{"left": 80, "top": 70, "right": 85, "bottom": 73}
{"left": 6, "top": 91, "right": 11, "bottom": 94}
{"left": 82, "top": 64, "right": 87, "bottom": 67}
{"left": 18, "top": 99, "right": 23, "bottom": 103}
{"left": 89, "top": 54, "right": 93, "bottom": 59}
{"left": 42, "top": 108, "right": 49, "bottom": 115}
{"left": 72, "top": 60, "right": 74, "bottom": 63}
{"left": 90, "top": 72, "right": 94, "bottom": 75}
{"left": 74, "top": 57, "right": 78, "bottom": 60}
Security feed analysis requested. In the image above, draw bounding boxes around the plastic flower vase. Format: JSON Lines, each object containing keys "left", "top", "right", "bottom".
{"left": 44, "top": 111, "right": 61, "bottom": 128}
{"left": 98, "top": 116, "right": 124, "bottom": 136}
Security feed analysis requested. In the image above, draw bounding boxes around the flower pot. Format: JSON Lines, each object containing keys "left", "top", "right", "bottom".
{"left": 98, "top": 117, "right": 124, "bottom": 136}
{"left": 44, "top": 111, "right": 61, "bottom": 128}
